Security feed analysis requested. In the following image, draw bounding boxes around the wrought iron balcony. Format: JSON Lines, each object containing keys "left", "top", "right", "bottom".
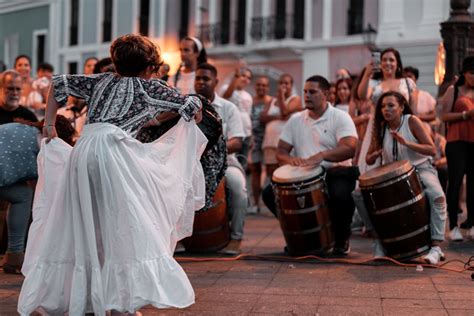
{"left": 198, "top": 14, "right": 304, "bottom": 48}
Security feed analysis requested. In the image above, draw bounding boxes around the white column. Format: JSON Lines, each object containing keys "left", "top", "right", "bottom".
{"left": 245, "top": 0, "right": 253, "bottom": 45}
{"left": 379, "top": 0, "right": 404, "bottom": 25}
{"left": 262, "top": 0, "right": 271, "bottom": 17}
{"left": 303, "top": 48, "right": 330, "bottom": 81}
{"left": 156, "top": 0, "right": 166, "bottom": 39}
{"left": 421, "top": 0, "right": 448, "bottom": 23}
{"left": 195, "top": 0, "right": 202, "bottom": 30}
{"left": 48, "top": 0, "right": 60, "bottom": 70}
{"left": 209, "top": 0, "right": 217, "bottom": 24}
{"left": 322, "top": 0, "right": 332, "bottom": 40}
{"left": 304, "top": 0, "right": 312, "bottom": 41}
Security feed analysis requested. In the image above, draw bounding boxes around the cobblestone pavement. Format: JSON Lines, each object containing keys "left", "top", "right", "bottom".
{"left": 1, "top": 212, "right": 474, "bottom": 315}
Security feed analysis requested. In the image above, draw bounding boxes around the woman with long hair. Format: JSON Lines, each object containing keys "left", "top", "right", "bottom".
{"left": 364, "top": 91, "right": 447, "bottom": 264}
{"left": 357, "top": 47, "right": 416, "bottom": 173}
{"left": 439, "top": 56, "right": 474, "bottom": 241}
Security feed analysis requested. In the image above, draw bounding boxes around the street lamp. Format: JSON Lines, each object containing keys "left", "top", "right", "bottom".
{"left": 362, "top": 23, "right": 378, "bottom": 52}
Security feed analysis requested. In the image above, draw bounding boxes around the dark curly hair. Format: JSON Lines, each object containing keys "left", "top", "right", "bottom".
{"left": 110, "top": 34, "right": 163, "bottom": 77}
{"left": 373, "top": 91, "right": 412, "bottom": 149}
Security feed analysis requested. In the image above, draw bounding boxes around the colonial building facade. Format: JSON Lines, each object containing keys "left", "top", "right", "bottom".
{"left": 1, "top": 0, "right": 470, "bottom": 95}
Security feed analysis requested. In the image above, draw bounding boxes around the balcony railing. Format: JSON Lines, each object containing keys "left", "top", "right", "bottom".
{"left": 199, "top": 14, "right": 304, "bottom": 48}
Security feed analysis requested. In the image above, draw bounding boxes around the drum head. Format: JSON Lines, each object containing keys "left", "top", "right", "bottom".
{"left": 359, "top": 160, "right": 413, "bottom": 187}
{"left": 272, "top": 164, "right": 324, "bottom": 183}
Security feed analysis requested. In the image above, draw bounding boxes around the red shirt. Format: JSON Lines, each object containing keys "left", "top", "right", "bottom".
{"left": 446, "top": 96, "right": 474, "bottom": 143}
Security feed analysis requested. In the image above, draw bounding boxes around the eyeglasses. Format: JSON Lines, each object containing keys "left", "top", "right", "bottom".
{"left": 6, "top": 87, "right": 22, "bottom": 92}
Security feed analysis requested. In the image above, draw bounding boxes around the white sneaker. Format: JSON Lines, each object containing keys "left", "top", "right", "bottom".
{"left": 373, "top": 239, "right": 386, "bottom": 258}
{"left": 423, "top": 246, "right": 445, "bottom": 265}
{"left": 449, "top": 227, "right": 463, "bottom": 241}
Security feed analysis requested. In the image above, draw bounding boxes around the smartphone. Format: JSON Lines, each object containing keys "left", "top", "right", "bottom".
{"left": 372, "top": 51, "right": 381, "bottom": 73}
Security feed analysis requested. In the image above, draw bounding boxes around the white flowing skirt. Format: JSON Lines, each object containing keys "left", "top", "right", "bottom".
{"left": 18, "top": 119, "right": 207, "bottom": 315}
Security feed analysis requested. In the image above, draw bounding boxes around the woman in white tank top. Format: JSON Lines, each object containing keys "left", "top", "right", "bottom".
{"left": 364, "top": 91, "right": 447, "bottom": 264}
{"left": 261, "top": 74, "right": 302, "bottom": 178}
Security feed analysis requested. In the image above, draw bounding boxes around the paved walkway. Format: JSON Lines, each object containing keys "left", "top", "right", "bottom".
{"left": 1, "top": 212, "right": 474, "bottom": 315}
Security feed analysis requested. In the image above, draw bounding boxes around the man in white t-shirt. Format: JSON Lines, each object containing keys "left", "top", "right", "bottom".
{"left": 262, "top": 75, "right": 359, "bottom": 256}
{"left": 195, "top": 63, "right": 248, "bottom": 255}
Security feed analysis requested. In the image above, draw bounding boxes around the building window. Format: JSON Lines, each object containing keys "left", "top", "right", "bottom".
{"left": 36, "top": 34, "right": 46, "bottom": 65}
{"left": 235, "top": 0, "right": 246, "bottom": 45}
{"left": 70, "top": 0, "right": 79, "bottom": 46}
{"left": 220, "top": 0, "right": 230, "bottom": 44}
{"left": 139, "top": 0, "right": 150, "bottom": 36}
{"left": 179, "top": 0, "right": 190, "bottom": 39}
{"left": 293, "top": 0, "right": 304, "bottom": 39}
{"left": 103, "top": 0, "right": 113, "bottom": 42}
{"left": 347, "top": 0, "right": 364, "bottom": 35}
{"left": 68, "top": 62, "right": 78, "bottom": 74}
{"left": 275, "top": 0, "right": 286, "bottom": 39}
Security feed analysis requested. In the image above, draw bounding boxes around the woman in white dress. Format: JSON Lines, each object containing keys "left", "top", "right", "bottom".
{"left": 357, "top": 47, "right": 416, "bottom": 174}
{"left": 18, "top": 34, "right": 206, "bottom": 315}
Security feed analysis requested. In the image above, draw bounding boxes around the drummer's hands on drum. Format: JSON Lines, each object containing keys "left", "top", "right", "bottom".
{"left": 288, "top": 157, "right": 308, "bottom": 167}
{"left": 306, "top": 152, "right": 324, "bottom": 167}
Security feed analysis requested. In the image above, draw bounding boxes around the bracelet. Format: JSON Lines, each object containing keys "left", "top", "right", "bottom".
{"left": 462, "top": 111, "right": 467, "bottom": 120}
{"left": 45, "top": 124, "right": 55, "bottom": 126}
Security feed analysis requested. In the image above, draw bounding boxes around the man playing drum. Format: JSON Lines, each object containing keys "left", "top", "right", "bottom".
{"left": 194, "top": 63, "right": 248, "bottom": 255}
{"left": 263, "top": 75, "right": 359, "bottom": 256}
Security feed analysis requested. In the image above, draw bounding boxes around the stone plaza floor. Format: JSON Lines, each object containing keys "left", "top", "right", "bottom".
{"left": 1, "top": 212, "right": 474, "bottom": 315}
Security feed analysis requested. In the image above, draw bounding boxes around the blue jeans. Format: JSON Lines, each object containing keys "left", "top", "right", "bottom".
{"left": 0, "top": 182, "right": 33, "bottom": 252}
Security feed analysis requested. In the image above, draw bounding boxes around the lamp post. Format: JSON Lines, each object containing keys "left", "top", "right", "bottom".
{"left": 438, "top": 0, "right": 474, "bottom": 96}
{"left": 362, "top": 23, "right": 378, "bottom": 52}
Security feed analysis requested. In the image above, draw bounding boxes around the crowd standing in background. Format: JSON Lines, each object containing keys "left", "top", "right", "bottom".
{"left": 0, "top": 33, "right": 473, "bottom": 314}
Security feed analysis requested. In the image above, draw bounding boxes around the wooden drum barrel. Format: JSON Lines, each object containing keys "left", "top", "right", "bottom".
{"left": 272, "top": 165, "right": 333, "bottom": 256}
{"left": 182, "top": 179, "right": 230, "bottom": 252}
{"left": 359, "top": 160, "right": 431, "bottom": 261}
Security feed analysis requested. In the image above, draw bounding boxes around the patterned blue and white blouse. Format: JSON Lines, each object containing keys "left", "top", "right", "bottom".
{"left": 52, "top": 72, "right": 202, "bottom": 136}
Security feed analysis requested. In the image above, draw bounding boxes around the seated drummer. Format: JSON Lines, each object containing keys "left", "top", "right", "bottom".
{"left": 195, "top": 63, "right": 248, "bottom": 255}
{"left": 358, "top": 91, "right": 447, "bottom": 264}
{"left": 262, "top": 75, "right": 359, "bottom": 256}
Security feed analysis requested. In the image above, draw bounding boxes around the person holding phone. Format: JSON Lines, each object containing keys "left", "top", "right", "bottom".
{"left": 357, "top": 47, "right": 416, "bottom": 174}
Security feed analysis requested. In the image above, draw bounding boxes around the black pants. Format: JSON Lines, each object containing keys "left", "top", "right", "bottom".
{"left": 262, "top": 166, "right": 359, "bottom": 247}
{"left": 446, "top": 141, "right": 474, "bottom": 229}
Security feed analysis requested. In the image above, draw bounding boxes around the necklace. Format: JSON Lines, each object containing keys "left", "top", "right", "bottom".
{"left": 391, "top": 115, "right": 405, "bottom": 161}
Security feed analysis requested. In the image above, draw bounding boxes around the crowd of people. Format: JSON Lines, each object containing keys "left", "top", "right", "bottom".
{"left": 0, "top": 33, "right": 473, "bottom": 314}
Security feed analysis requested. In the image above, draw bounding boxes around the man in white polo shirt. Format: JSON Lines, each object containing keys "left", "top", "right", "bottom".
{"left": 195, "top": 63, "right": 248, "bottom": 255}
{"left": 262, "top": 75, "right": 359, "bottom": 256}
